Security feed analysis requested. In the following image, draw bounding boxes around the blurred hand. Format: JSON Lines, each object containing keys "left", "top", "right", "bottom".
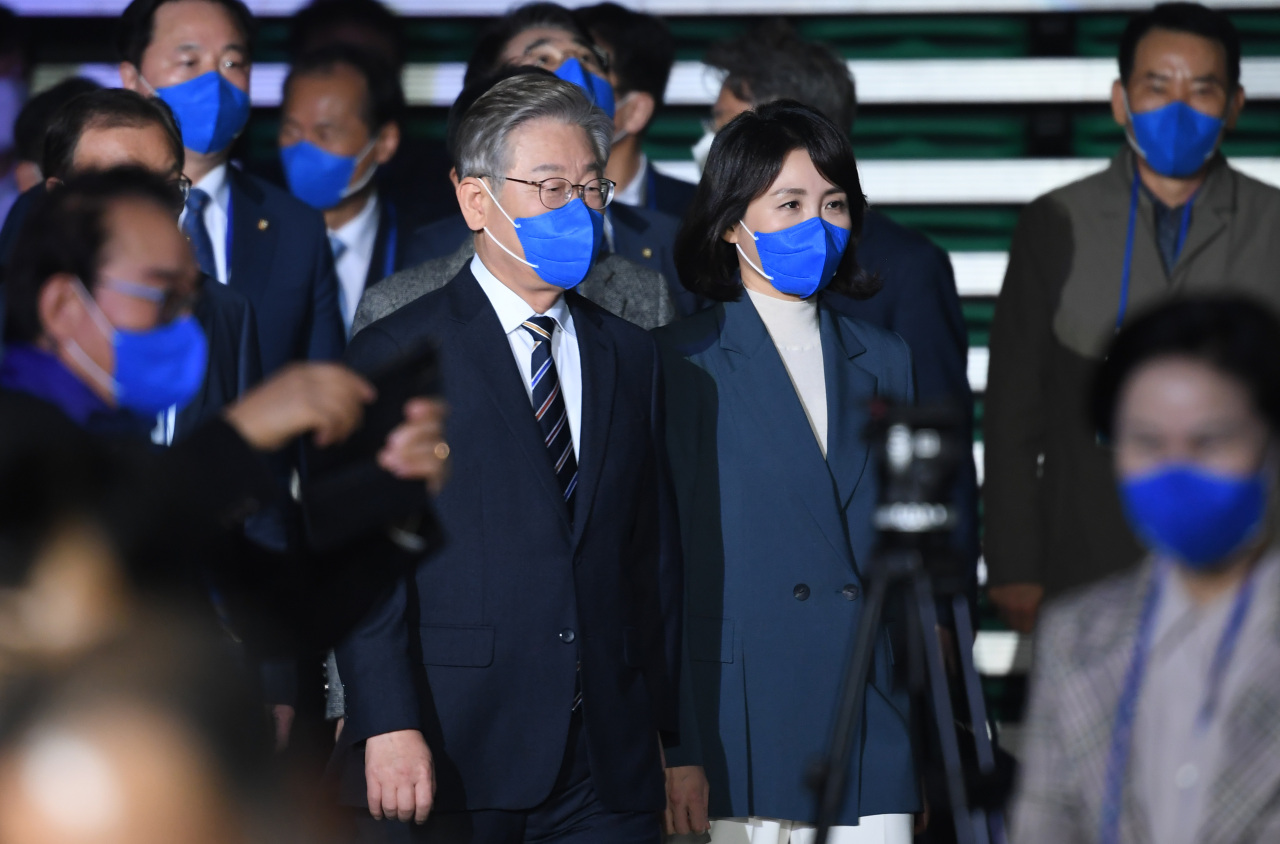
{"left": 365, "top": 729, "right": 434, "bottom": 824}
{"left": 987, "top": 583, "right": 1045, "bottom": 634}
{"left": 272, "top": 704, "right": 294, "bottom": 752}
{"left": 378, "top": 398, "right": 450, "bottom": 494}
{"left": 223, "top": 363, "right": 375, "bottom": 452}
{"left": 664, "top": 765, "right": 711, "bottom": 836}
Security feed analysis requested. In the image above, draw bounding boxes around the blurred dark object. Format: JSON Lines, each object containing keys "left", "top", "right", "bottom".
{"left": 289, "top": 0, "right": 404, "bottom": 71}
{"left": 12, "top": 77, "right": 102, "bottom": 190}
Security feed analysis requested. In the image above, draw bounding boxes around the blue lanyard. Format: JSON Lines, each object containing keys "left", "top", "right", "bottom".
{"left": 1116, "top": 173, "right": 1195, "bottom": 332}
{"left": 381, "top": 204, "right": 398, "bottom": 281}
{"left": 1098, "top": 560, "right": 1260, "bottom": 844}
{"left": 225, "top": 191, "right": 235, "bottom": 279}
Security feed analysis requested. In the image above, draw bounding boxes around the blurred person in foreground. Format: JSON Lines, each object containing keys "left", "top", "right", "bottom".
{"left": 1012, "top": 297, "right": 1280, "bottom": 843}
{"left": 405, "top": 2, "right": 687, "bottom": 313}
{"left": 334, "top": 73, "right": 681, "bottom": 842}
{"left": 280, "top": 45, "right": 410, "bottom": 337}
{"left": 658, "top": 100, "right": 917, "bottom": 844}
{"left": 984, "top": 2, "right": 1280, "bottom": 632}
{"left": 697, "top": 21, "right": 979, "bottom": 610}
{"left": 0, "top": 5, "right": 27, "bottom": 229}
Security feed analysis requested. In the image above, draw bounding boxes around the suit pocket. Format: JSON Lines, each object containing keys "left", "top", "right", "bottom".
{"left": 419, "top": 625, "right": 494, "bottom": 667}
{"left": 623, "top": 626, "right": 645, "bottom": 668}
{"left": 689, "top": 616, "right": 734, "bottom": 664}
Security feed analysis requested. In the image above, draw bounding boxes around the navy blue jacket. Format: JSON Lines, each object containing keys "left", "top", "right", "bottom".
{"left": 842, "top": 209, "right": 980, "bottom": 589}
{"left": 401, "top": 203, "right": 700, "bottom": 318}
{"left": 334, "top": 266, "right": 683, "bottom": 813}
{"left": 646, "top": 165, "right": 697, "bottom": 220}
{"left": 224, "top": 167, "right": 345, "bottom": 371}
{"left": 656, "top": 295, "right": 920, "bottom": 825}
{"left": 174, "top": 275, "right": 261, "bottom": 441}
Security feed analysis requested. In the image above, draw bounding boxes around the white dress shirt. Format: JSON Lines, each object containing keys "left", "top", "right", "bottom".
{"left": 470, "top": 254, "right": 581, "bottom": 458}
{"left": 330, "top": 192, "right": 381, "bottom": 336}
{"left": 178, "top": 163, "right": 232, "bottom": 285}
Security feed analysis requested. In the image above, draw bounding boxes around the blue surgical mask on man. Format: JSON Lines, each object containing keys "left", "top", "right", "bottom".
{"left": 554, "top": 57, "right": 616, "bottom": 119}
{"left": 1120, "top": 463, "right": 1269, "bottom": 569}
{"left": 65, "top": 280, "right": 209, "bottom": 416}
{"left": 281, "top": 138, "right": 378, "bottom": 210}
{"left": 146, "top": 71, "right": 252, "bottom": 155}
{"left": 1125, "top": 93, "right": 1226, "bottom": 179}
{"left": 736, "top": 217, "right": 851, "bottom": 299}
{"left": 479, "top": 180, "right": 603, "bottom": 289}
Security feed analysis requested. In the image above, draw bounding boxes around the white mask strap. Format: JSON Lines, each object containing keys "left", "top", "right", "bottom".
{"left": 66, "top": 279, "right": 119, "bottom": 395}
{"left": 479, "top": 178, "right": 521, "bottom": 229}
{"left": 735, "top": 220, "right": 772, "bottom": 281}
{"left": 478, "top": 178, "right": 537, "bottom": 268}
{"left": 72, "top": 279, "right": 117, "bottom": 341}
{"left": 341, "top": 138, "right": 380, "bottom": 200}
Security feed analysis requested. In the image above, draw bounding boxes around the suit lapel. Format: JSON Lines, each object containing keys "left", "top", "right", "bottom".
{"left": 1172, "top": 158, "right": 1232, "bottom": 289}
{"left": 566, "top": 294, "right": 616, "bottom": 547}
{"left": 174, "top": 275, "right": 219, "bottom": 439}
{"left": 227, "top": 169, "right": 276, "bottom": 305}
{"left": 365, "top": 201, "right": 394, "bottom": 290}
{"left": 448, "top": 271, "right": 573, "bottom": 537}
{"left": 820, "top": 304, "right": 874, "bottom": 510}
{"left": 718, "top": 297, "right": 850, "bottom": 568}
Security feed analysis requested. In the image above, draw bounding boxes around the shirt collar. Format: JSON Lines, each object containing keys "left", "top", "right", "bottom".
{"left": 614, "top": 153, "right": 649, "bottom": 207}
{"left": 331, "top": 192, "right": 381, "bottom": 265}
{"left": 469, "top": 253, "right": 575, "bottom": 339}
{"left": 193, "top": 163, "right": 231, "bottom": 215}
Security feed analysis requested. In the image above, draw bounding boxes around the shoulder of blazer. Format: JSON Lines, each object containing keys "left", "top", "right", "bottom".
{"left": 653, "top": 304, "right": 723, "bottom": 359}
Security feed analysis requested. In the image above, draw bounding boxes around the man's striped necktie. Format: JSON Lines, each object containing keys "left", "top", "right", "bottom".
{"left": 520, "top": 316, "right": 578, "bottom": 516}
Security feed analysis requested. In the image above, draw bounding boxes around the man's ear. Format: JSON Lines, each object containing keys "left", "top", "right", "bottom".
{"left": 38, "top": 273, "right": 84, "bottom": 346}
{"left": 1226, "top": 85, "right": 1247, "bottom": 131}
{"left": 457, "top": 176, "right": 488, "bottom": 232}
{"left": 617, "top": 92, "right": 655, "bottom": 137}
{"left": 449, "top": 167, "right": 460, "bottom": 189}
{"left": 1110, "top": 78, "right": 1129, "bottom": 129}
{"left": 43, "top": 176, "right": 63, "bottom": 193}
{"left": 374, "top": 122, "right": 401, "bottom": 164}
{"left": 119, "top": 62, "right": 143, "bottom": 93}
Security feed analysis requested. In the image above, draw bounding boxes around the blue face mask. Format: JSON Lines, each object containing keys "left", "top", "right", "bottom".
{"left": 1126, "top": 97, "right": 1225, "bottom": 179}
{"left": 67, "top": 281, "right": 209, "bottom": 416}
{"left": 1120, "top": 463, "right": 1269, "bottom": 569}
{"left": 737, "top": 217, "right": 852, "bottom": 298}
{"left": 480, "top": 180, "right": 603, "bottom": 289}
{"left": 555, "top": 57, "right": 616, "bottom": 119}
{"left": 149, "top": 71, "right": 251, "bottom": 155}
{"left": 281, "top": 139, "right": 378, "bottom": 210}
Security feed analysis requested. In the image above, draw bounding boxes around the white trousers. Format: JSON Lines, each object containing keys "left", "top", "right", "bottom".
{"left": 706, "top": 814, "right": 913, "bottom": 844}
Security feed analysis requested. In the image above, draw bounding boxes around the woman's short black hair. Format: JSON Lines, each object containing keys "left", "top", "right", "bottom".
{"left": 1092, "top": 296, "right": 1280, "bottom": 441}
{"left": 674, "top": 99, "right": 876, "bottom": 303}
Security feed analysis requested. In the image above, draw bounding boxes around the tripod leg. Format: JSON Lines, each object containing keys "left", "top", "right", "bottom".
{"left": 913, "top": 573, "right": 985, "bottom": 844}
{"left": 952, "top": 595, "right": 996, "bottom": 772}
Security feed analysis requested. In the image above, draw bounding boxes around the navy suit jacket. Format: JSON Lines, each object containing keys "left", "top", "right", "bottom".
{"left": 646, "top": 164, "right": 697, "bottom": 220}
{"left": 224, "top": 167, "right": 345, "bottom": 372}
{"left": 840, "top": 209, "right": 980, "bottom": 589}
{"left": 174, "top": 274, "right": 262, "bottom": 441}
{"left": 656, "top": 295, "right": 920, "bottom": 825}
{"left": 401, "top": 203, "right": 700, "bottom": 318}
{"left": 335, "top": 266, "right": 682, "bottom": 813}
{"left": 362, "top": 198, "right": 412, "bottom": 294}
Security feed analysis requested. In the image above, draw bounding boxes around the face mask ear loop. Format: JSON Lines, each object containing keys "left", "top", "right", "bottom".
{"left": 65, "top": 279, "right": 120, "bottom": 396}
{"left": 735, "top": 220, "right": 773, "bottom": 282}
{"left": 340, "top": 138, "right": 381, "bottom": 201}
{"left": 478, "top": 178, "right": 538, "bottom": 269}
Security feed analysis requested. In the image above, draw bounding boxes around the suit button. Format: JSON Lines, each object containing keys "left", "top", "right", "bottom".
{"left": 559, "top": 629, "right": 576, "bottom": 644}
{"left": 793, "top": 584, "right": 810, "bottom": 601}
{"left": 841, "top": 584, "right": 861, "bottom": 601}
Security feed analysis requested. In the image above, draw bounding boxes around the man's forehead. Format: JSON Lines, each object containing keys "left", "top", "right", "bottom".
{"left": 151, "top": 0, "right": 247, "bottom": 48}
{"left": 1134, "top": 28, "right": 1228, "bottom": 72}
{"left": 287, "top": 67, "right": 368, "bottom": 112}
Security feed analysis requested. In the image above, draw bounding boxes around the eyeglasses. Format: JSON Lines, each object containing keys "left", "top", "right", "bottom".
{"left": 169, "top": 174, "right": 192, "bottom": 202}
{"left": 493, "top": 175, "right": 616, "bottom": 211}
{"left": 98, "top": 276, "right": 198, "bottom": 323}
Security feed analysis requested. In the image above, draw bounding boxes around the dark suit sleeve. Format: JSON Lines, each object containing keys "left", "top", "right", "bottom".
{"left": 237, "top": 295, "right": 263, "bottom": 395}
{"left": 332, "top": 324, "right": 423, "bottom": 742}
{"left": 307, "top": 225, "right": 347, "bottom": 361}
{"left": 983, "top": 198, "right": 1073, "bottom": 587}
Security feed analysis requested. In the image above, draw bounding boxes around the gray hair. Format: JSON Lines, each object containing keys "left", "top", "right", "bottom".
{"left": 454, "top": 74, "right": 613, "bottom": 184}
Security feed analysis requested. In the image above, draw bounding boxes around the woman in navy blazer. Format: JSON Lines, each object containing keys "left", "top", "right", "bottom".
{"left": 657, "top": 101, "right": 919, "bottom": 843}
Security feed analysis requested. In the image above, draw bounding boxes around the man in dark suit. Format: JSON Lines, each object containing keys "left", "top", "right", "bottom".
{"left": 575, "top": 3, "right": 697, "bottom": 220}
{"left": 335, "top": 74, "right": 680, "bottom": 843}
{"left": 280, "top": 44, "right": 412, "bottom": 337}
{"left": 118, "top": 0, "right": 345, "bottom": 373}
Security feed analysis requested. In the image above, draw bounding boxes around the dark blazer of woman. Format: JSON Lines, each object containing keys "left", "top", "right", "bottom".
{"left": 657, "top": 290, "right": 920, "bottom": 826}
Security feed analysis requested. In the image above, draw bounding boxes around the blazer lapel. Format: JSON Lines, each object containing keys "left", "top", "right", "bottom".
{"left": 718, "top": 297, "right": 850, "bottom": 567}
{"left": 448, "top": 271, "right": 573, "bottom": 537}
{"left": 365, "top": 200, "right": 394, "bottom": 290}
{"left": 227, "top": 169, "right": 276, "bottom": 305}
{"left": 820, "top": 304, "right": 874, "bottom": 510}
{"left": 566, "top": 294, "right": 616, "bottom": 547}
{"left": 173, "top": 275, "right": 220, "bottom": 440}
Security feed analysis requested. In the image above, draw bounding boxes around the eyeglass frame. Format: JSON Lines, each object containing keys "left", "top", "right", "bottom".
{"left": 97, "top": 276, "right": 199, "bottom": 324}
{"left": 487, "top": 175, "right": 617, "bottom": 211}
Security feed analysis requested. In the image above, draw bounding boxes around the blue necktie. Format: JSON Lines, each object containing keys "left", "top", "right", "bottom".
{"left": 329, "top": 233, "right": 347, "bottom": 262}
{"left": 182, "top": 188, "right": 217, "bottom": 280}
{"left": 521, "top": 316, "right": 577, "bottom": 516}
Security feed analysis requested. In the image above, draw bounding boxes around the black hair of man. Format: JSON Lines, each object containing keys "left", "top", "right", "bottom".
{"left": 1118, "top": 2, "right": 1241, "bottom": 89}
{"left": 42, "top": 88, "right": 184, "bottom": 182}
{"left": 675, "top": 99, "right": 876, "bottom": 303}
{"left": 117, "top": 0, "right": 256, "bottom": 68}
{"left": 463, "top": 2, "right": 600, "bottom": 89}
{"left": 575, "top": 3, "right": 674, "bottom": 106}
{"left": 705, "top": 20, "right": 856, "bottom": 133}
{"left": 14, "top": 78, "right": 103, "bottom": 166}
{"left": 288, "top": 0, "right": 404, "bottom": 70}
{"left": 285, "top": 44, "right": 406, "bottom": 136}
{"left": 1092, "top": 296, "right": 1280, "bottom": 442}
{"left": 445, "top": 65, "right": 557, "bottom": 167}
{"left": 5, "top": 166, "right": 183, "bottom": 345}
